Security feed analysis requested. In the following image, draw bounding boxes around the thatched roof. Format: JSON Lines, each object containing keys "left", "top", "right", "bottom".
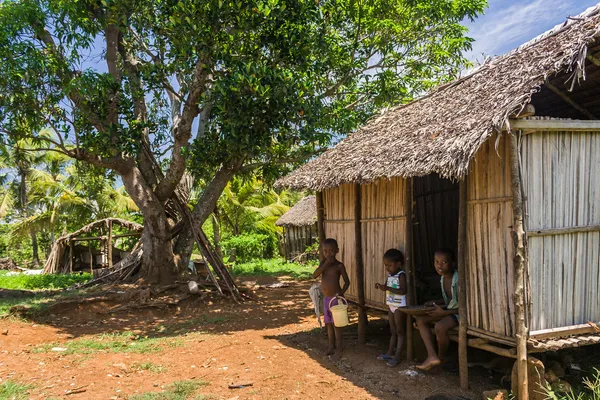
{"left": 277, "top": 4, "right": 600, "bottom": 191}
{"left": 275, "top": 195, "right": 317, "bottom": 227}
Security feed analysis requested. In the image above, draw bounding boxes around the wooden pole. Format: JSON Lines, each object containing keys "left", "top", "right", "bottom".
{"left": 457, "top": 178, "right": 469, "bottom": 390}
{"left": 88, "top": 241, "right": 93, "bottom": 273}
{"left": 107, "top": 220, "right": 113, "bottom": 268}
{"left": 354, "top": 184, "right": 368, "bottom": 344}
{"left": 316, "top": 192, "right": 326, "bottom": 262}
{"left": 69, "top": 240, "right": 74, "bottom": 274}
{"left": 405, "top": 178, "right": 415, "bottom": 361}
{"left": 509, "top": 132, "right": 529, "bottom": 400}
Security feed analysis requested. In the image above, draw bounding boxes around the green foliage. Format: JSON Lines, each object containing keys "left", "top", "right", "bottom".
{"left": 222, "top": 233, "right": 277, "bottom": 262}
{"left": 0, "top": 271, "right": 91, "bottom": 290}
{"left": 0, "top": 380, "right": 32, "bottom": 400}
{"left": 231, "top": 257, "right": 316, "bottom": 280}
{"left": 34, "top": 331, "right": 183, "bottom": 355}
{"left": 0, "top": 0, "right": 485, "bottom": 202}
{"left": 544, "top": 369, "right": 600, "bottom": 400}
{"left": 129, "top": 380, "right": 210, "bottom": 400}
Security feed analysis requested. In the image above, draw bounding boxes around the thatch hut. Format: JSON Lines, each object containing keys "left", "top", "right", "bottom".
{"left": 277, "top": 4, "right": 600, "bottom": 397}
{"left": 275, "top": 195, "right": 318, "bottom": 261}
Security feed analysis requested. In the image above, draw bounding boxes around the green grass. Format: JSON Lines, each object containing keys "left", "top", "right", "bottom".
{"left": 0, "top": 271, "right": 92, "bottom": 290}
{"left": 131, "top": 361, "right": 168, "bottom": 373}
{"left": 33, "top": 331, "right": 183, "bottom": 355}
{"left": 129, "top": 380, "right": 210, "bottom": 400}
{"left": 0, "top": 380, "right": 33, "bottom": 400}
{"left": 230, "top": 258, "right": 316, "bottom": 280}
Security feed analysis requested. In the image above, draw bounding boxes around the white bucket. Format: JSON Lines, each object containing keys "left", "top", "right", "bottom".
{"left": 329, "top": 296, "right": 349, "bottom": 327}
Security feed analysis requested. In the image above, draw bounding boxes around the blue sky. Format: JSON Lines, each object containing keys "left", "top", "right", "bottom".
{"left": 464, "top": 0, "right": 595, "bottom": 62}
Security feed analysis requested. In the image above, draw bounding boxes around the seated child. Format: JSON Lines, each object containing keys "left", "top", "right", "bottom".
{"left": 415, "top": 248, "right": 459, "bottom": 371}
{"left": 374, "top": 249, "right": 407, "bottom": 367}
{"left": 312, "top": 238, "right": 350, "bottom": 361}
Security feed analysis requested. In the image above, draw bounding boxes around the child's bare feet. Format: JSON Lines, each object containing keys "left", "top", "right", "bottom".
{"left": 330, "top": 350, "right": 342, "bottom": 362}
{"left": 325, "top": 346, "right": 336, "bottom": 356}
{"left": 415, "top": 356, "right": 442, "bottom": 371}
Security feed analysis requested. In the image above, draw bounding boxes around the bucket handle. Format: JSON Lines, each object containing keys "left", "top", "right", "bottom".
{"left": 329, "top": 295, "right": 348, "bottom": 308}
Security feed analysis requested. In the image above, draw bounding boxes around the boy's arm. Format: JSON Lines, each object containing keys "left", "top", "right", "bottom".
{"left": 312, "top": 259, "right": 332, "bottom": 279}
{"left": 339, "top": 263, "right": 350, "bottom": 295}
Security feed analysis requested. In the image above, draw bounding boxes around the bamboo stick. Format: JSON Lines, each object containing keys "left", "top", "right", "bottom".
{"left": 316, "top": 192, "right": 326, "bottom": 262}
{"left": 527, "top": 224, "right": 600, "bottom": 237}
{"left": 354, "top": 184, "right": 368, "bottom": 344}
{"left": 467, "top": 326, "right": 517, "bottom": 346}
{"left": 458, "top": 178, "right": 469, "bottom": 390}
{"left": 509, "top": 132, "right": 529, "bottom": 400}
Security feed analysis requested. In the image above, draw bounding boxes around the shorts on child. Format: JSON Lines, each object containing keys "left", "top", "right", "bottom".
{"left": 323, "top": 296, "right": 339, "bottom": 325}
{"left": 388, "top": 305, "right": 399, "bottom": 313}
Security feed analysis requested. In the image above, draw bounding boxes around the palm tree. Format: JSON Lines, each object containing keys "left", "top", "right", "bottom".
{"left": 0, "top": 136, "right": 50, "bottom": 265}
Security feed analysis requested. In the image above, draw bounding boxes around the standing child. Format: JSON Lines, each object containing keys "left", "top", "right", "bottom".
{"left": 374, "top": 249, "right": 407, "bottom": 367}
{"left": 312, "top": 238, "right": 350, "bottom": 361}
{"left": 415, "top": 248, "right": 459, "bottom": 371}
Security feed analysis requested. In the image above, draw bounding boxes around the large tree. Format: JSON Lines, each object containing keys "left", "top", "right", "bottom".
{"left": 0, "top": 0, "right": 485, "bottom": 283}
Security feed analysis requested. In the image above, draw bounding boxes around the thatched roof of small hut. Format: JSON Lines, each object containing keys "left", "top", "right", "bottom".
{"left": 275, "top": 195, "right": 317, "bottom": 227}
{"left": 277, "top": 4, "right": 600, "bottom": 191}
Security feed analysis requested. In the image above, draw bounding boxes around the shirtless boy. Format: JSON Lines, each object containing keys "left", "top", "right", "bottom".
{"left": 312, "top": 238, "right": 350, "bottom": 361}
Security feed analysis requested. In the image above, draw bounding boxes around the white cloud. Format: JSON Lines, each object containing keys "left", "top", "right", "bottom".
{"left": 463, "top": 0, "right": 588, "bottom": 63}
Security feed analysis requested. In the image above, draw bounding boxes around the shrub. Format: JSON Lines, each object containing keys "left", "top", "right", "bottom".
{"left": 222, "top": 233, "right": 277, "bottom": 262}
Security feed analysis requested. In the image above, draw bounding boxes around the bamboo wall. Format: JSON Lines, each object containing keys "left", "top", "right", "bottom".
{"left": 466, "top": 133, "right": 516, "bottom": 337}
{"left": 361, "top": 178, "right": 406, "bottom": 309}
{"left": 323, "top": 178, "right": 406, "bottom": 309}
{"left": 283, "top": 224, "right": 317, "bottom": 261}
{"left": 522, "top": 130, "right": 600, "bottom": 331}
{"left": 323, "top": 184, "right": 358, "bottom": 299}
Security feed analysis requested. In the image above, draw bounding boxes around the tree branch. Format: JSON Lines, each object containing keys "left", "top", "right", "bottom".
{"left": 154, "top": 56, "right": 213, "bottom": 202}
{"left": 105, "top": 21, "right": 121, "bottom": 135}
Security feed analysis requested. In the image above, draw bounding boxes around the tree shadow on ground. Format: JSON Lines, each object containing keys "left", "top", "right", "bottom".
{"left": 2, "top": 276, "right": 316, "bottom": 341}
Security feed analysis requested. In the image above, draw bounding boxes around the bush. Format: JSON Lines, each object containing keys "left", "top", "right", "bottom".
{"left": 222, "top": 233, "right": 277, "bottom": 262}
{"left": 230, "top": 258, "right": 316, "bottom": 280}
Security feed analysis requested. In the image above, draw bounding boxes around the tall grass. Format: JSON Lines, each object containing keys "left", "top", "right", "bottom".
{"left": 0, "top": 271, "right": 91, "bottom": 290}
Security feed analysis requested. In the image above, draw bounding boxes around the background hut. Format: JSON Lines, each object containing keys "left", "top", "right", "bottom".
{"left": 275, "top": 195, "right": 318, "bottom": 261}
{"left": 277, "top": 4, "right": 600, "bottom": 397}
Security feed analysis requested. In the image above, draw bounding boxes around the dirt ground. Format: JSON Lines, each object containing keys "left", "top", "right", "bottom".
{"left": 0, "top": 277, "right": 502, "bottom": 399}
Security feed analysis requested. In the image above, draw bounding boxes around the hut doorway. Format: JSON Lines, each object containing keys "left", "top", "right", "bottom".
{"left": 412, "top": 174, "right": 459, "bottom": 290}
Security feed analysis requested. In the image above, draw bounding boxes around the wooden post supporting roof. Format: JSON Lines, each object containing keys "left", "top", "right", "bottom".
{"left": 457, "top": 178, "right": 469, "bottom": 390}
{"left": 354, "top": 184, "right": 368, "bottom": 344}
{"left": 405, "top": 177, "right": 415, "bottom": 361}
{"left": 509, "top": 132, "right": 530, "bottom": 400}
{"left": 107, "top": 220, "right": 113, "bottom": 268}
{"left": 316, "top": 192, "right": 326, "bottom": 262}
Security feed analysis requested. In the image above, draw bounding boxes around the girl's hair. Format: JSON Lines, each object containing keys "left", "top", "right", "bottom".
{"left": 435, "top": 248, "right": 456, "bottom": 263}
{"left": 383, "top": 248, "right": 405, "bottom": 264}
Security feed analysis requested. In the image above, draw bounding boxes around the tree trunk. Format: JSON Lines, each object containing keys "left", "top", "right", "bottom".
{"left": 120, "top": 166, "right": 179, "bottom": 284}
{"left": 19, "top": 168, "right": 40, "bottom": 267}
{"left": 173, "top": 160, "right": 240, "bottom": 270}
{"left": 139, "top": 212, "right": 178, "bottom": 284}
{"left": 30, "top": 231, "right": 40, "bottom": 267}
